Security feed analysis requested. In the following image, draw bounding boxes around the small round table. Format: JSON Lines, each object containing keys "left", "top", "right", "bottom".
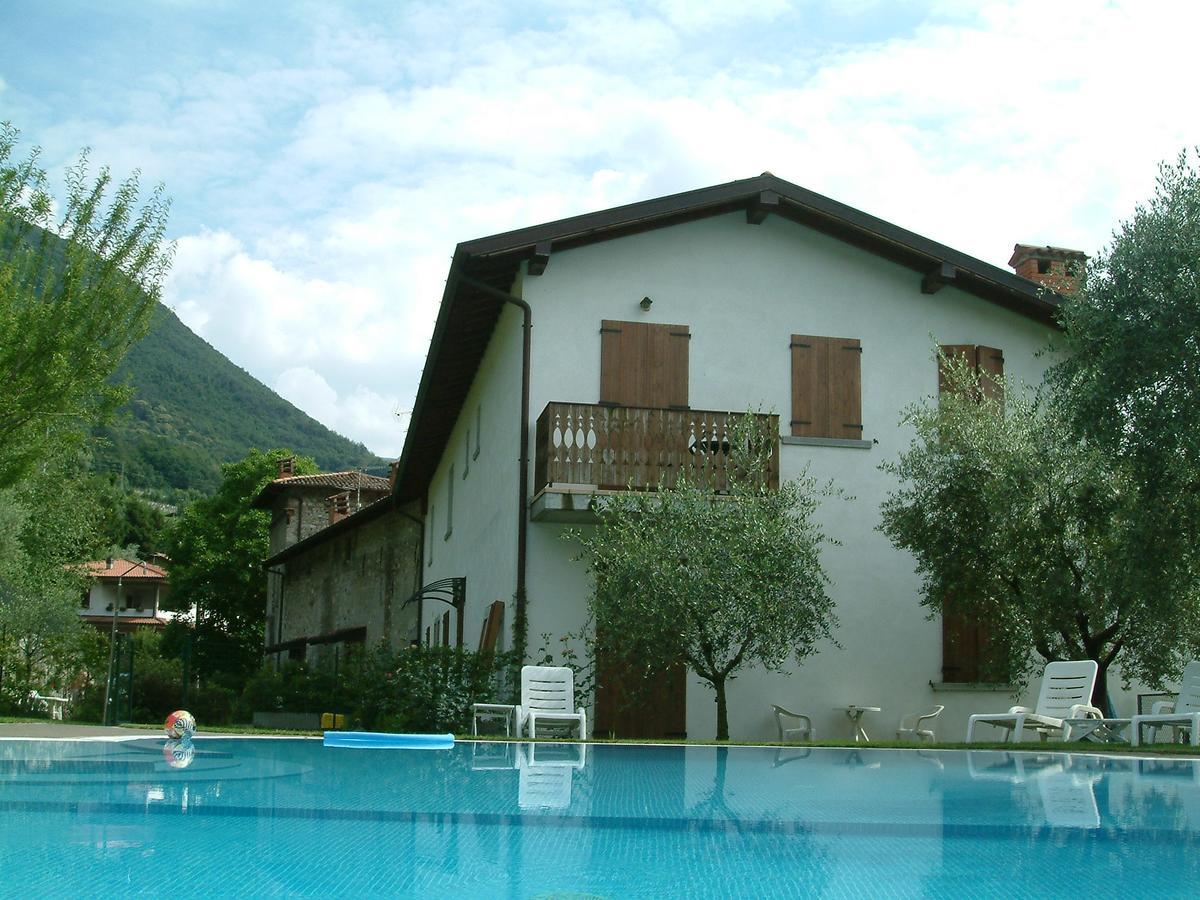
{"left": 838, "top": 705, "right": 881, "bottom": 742}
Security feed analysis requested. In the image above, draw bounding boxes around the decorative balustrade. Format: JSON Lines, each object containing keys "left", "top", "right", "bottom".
{"left": 534, "top": 402, "right": 779, "bottom": 494}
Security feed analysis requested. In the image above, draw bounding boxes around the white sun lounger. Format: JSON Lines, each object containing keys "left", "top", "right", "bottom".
{"left": 966, "top": 660, "right": 1100, "bottom": 743}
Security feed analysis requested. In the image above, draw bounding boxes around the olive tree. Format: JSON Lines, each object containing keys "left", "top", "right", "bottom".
{"left": 1047, "top": 150, "right": 1200, "bottom": 653}
{"left": 879, "top": 355, "right": 1200, "bottom": 712}
{"left": 0, "top": 122, "right": 172, "bottom": 488}
{"left": 575, "top": 415, "right": 838, "bottom": 740}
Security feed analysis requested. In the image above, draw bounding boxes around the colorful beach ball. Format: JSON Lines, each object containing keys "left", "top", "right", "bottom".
{"left": 162, "top": 739, "right": 195, "bottom": 769}
{"left": 164, "top": 709, "right": 196, "bottom": 739}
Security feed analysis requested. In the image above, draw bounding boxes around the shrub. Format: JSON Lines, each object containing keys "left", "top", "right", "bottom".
{"left": 349, "top": 643, "right": 517, "bottom": 733}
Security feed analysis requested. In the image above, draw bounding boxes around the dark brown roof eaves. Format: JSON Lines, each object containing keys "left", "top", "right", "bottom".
{"left": 459, "top": 173, "right": 1060, "bottom": 318}
{"left": 262, "top": 495, "right": 393, "bottom": 567}
{"left": 390, "top": 174, "right": 1065, "bottom": 507}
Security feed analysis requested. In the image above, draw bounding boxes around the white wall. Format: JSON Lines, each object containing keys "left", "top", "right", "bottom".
{"left": 517, "top": 210, "right": 1141, "bottom": 740}
{"left": 81, "top": 581, "right": 161, "bottom": 617}
{"left": 420, "top": 293, "right": 524, "bottom": 652}
{"left": 423, "top": 209, "right": 1143, "bottom": 740}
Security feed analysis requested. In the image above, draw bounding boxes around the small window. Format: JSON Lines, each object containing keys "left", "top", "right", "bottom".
{"left": 474, "top": 406, "right": 481, "bottom": 459}
{"left": 464, "top": 429, "right": 470, "bottom": 478}
{"left": 445, "top": 465, "right": 454, "bottom": 540}
{"left": 427, "top": 505, "right": 435, "bottom": 566}
{"left": 790, "top": 335, "right": 863, "bottom": 439}
{"left": 1036, "top": 259, "right": 1051, "bottom": 274}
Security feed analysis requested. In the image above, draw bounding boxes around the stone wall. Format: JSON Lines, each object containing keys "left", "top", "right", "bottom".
{"left": 267, "top": 507, "right": 422, "bottom": 665}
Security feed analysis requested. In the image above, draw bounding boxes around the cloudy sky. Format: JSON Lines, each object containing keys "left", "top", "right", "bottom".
{"left": 1, "top": 0, "right": 1195, "bottom": 458}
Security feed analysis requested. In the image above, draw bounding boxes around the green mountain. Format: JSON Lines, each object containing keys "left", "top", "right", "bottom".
{"left": 94, "top": 304, "right": 388, "bottom": 498}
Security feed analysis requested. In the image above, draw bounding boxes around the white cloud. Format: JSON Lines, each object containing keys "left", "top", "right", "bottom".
{"left": 13, "top": 0, "right": 1199, "bottom": 458}
{"left": 275, "top": 367, "right": 407, "bottom": 459}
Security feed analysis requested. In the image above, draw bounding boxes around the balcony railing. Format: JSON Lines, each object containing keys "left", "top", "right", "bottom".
{"left": 534, "top": 402, "right": 779, "bottom": 495}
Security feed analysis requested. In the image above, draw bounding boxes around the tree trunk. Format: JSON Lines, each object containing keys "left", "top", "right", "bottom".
{"left": 713, "top": 674, "right": 729, "bottom": 741}
{"left": 1093, "top": 661, "right": 1112, "bottom": 717}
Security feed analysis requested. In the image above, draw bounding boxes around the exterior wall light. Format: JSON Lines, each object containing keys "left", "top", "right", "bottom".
{"left": 640, "top": 296, "right": 653, "bottom": 311}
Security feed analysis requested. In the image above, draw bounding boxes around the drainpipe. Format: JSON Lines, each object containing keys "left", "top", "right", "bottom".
{"left": 456, "top": 273, "right": 532, "bottom": 662}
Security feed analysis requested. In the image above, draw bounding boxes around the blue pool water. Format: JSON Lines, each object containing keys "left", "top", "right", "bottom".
{"left": 2, "top": 738, "right": 1199, "bottom": 898}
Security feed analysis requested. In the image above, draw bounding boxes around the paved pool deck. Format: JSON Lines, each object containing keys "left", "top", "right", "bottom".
{"left": 0, "top": 723, "right": 153, "bottom": 739}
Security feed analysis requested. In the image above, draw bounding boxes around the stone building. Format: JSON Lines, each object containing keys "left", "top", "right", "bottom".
{"left": 253, "top": 461, "right": 422, "bottom": 666}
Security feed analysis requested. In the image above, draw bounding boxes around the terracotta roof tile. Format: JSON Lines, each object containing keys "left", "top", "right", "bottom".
{"left": 250, "top": 471, "right": 391, "bottom": 508}
{"left": 80, "top": 558, "right": 168, "bottom": 580}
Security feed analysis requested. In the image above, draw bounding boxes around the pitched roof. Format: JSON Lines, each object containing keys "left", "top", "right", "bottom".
{"left": 250, "top": 471, "right": 391, "bottom": 509}
{"left": 81, "top": 558, "right": 168, "bottom": 580}
{"left": 390, "top": 173, "right": 1065, "bottom": 507}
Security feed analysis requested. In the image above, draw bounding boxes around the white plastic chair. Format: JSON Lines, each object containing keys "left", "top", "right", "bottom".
{"left": 896, "top": 706, "right": 944, "bottom": 742}
{"left": 966, "top": 660, "right": 1100, "bottom": 743}
{"left": 771, "top": 704, "right": 813, "bottom": 742}
{"left": 1131, "top": 661, "right": 1200, "bottom": 747}
{"left": 515, "top": 665, "right": 587, "bottom": 739}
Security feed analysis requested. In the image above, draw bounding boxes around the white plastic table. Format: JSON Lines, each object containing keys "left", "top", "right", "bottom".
{"left": 838, "top": 705, "right": 881, "bottom": 742}
{"left": 472, "top": 703, "right": 516, "bottom": 737}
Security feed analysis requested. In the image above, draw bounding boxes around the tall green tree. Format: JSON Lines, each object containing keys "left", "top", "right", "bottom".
{"left": 0, "top": 457, "right": 107, "bottom": 706}
{"left": 166, "top": 449, "right": 316, "bottom": 685}
{"left": 879, "top": 356, "right": 1200, "bottom": 712}
{"left": 0, "top": 122, "right": 172, "bottom": 488}
{"left": 575, "top": 415, "right": 838, "bottom": 740}
{"left": 1047, "top": 150, "right": 1200, "bottom": 653}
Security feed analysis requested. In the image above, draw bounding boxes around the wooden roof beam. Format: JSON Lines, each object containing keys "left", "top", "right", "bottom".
{"left": 921, "top": 261, "right": 957, "bottom": 294}
{"left": 527, "top": 241, "right": 552, "bottom": 276}
{"left": 746, "top": 190, "right": 781, "bottom": 225}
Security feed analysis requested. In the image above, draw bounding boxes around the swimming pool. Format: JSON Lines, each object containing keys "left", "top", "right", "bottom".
{"left": 1, "top": 738, "right": 1198, "bottom": 897}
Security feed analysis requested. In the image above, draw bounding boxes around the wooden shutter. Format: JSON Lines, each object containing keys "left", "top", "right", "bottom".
{"left": 791, "top": 335, "right": 862, "bottom": 438}
{"left": 937, "top": 343, "right": 1005, "bottom": 683}
{"left": 942, "top": 601, "right": 983, "bottom": 683}
{"left": 938, "top": 344, "right": 976, "bottom": 397}
{"left": 830, "top": 338, "right": 863, "bottom": 439}
{"left": 938, "top": 345, "right": 1004, "bottom": 403}
{"left": 977, "top": 346, "right": 1004, "bottom": 404}
{"left": 478, "top": 600, "right": 505, "bottom": 652}
{"left": 600, "top": 320, "right": 689, "bottom": 409}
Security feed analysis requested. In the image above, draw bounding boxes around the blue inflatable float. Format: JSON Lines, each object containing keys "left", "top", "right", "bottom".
{"left": 322, "top": 731, "right": 454, "bottom": 750}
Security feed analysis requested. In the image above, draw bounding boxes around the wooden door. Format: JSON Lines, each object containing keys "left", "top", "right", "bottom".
{"left": 593, "top": 651, "right": 687, "bottom": 739}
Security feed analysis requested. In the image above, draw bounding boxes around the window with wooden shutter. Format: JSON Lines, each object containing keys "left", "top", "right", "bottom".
{"left": 600, "top": 320, "right": 690, "bottom": 409}
{"left": 938, "top": 345, "right": 1004, "bottom": 403}
{"left": 938, "top": 343, "right": 1006, "bottom": 683}
{"left": 790, "top": 335, "right": 863, "bottom": 439}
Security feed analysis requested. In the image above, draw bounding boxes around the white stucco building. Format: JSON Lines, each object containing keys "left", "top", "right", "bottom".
{"left": 79, "top": 557, "right": 170, "bottom": 632}
{"left": 390, "top": 175, "right": 1128, "bottom": 741}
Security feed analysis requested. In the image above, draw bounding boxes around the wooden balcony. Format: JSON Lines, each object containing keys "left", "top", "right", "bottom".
{"left": 532, "top": 402, "right": 779, "bottom": 522}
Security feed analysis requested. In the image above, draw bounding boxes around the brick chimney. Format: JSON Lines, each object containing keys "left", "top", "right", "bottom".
{"left": 278, "top": 456, "right": 296, "bottom": 478}
{"left": 328, "top": 491, "right": 351, "bottom": 524}
{"left": 1008, "top": 244, "right": 1087, "bottom": 294}
{"left": 388, "top": 460, "right": 401, "bottom": 490}
{"left": 105, "top": 556, "right": 114, "bottom": 569}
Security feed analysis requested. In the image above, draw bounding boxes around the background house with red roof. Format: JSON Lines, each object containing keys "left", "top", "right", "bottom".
{"left": 79, "top": 557, "right": 171, "bottom": 632}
